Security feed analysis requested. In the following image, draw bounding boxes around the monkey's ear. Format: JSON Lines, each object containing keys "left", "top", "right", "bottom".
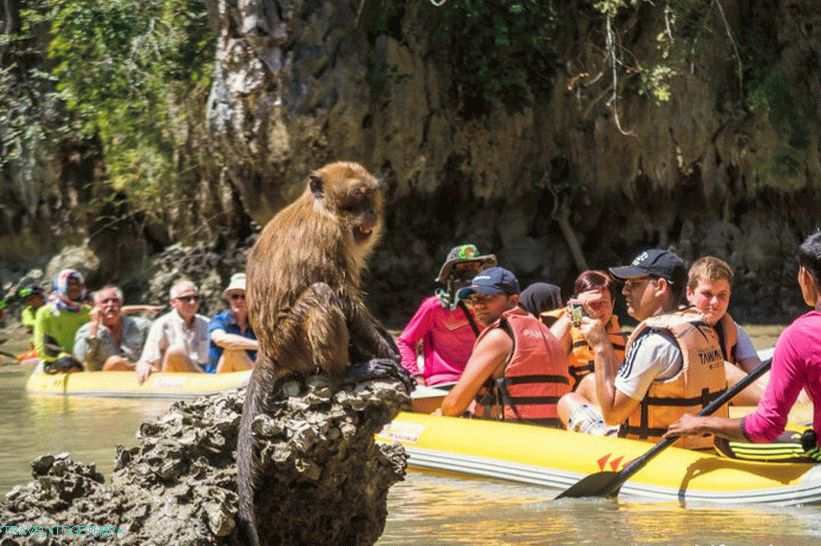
{"left": 309, "top": 173, "right": 324, "bottom": 198}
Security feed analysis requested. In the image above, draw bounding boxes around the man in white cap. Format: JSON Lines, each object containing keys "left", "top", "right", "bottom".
{"left": 135, "top": 279, "right": 209, "bottom": 384}
{"left": 206, "top": 273, "right": 258, "bottom": 373}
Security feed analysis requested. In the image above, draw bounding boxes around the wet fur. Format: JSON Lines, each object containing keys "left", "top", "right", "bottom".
{"left": 237, "top": 162, "right": 398, "bottom": 546}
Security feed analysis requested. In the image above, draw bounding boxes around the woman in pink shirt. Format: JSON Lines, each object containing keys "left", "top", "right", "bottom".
{"left": 397, "top": 244, "right": 496, "bottom": 386}
{"left": 666, "top": 231, "right": 821, "bottom": 459}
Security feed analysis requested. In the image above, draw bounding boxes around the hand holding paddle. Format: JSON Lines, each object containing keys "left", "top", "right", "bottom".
{"left": 555, "top": 357, "right": 773, "bottom": 500}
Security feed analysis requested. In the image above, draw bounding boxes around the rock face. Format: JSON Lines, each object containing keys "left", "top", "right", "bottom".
{"left": 0, "top": 0, "right": 818, "bottom": 324}
{"left": 0, "top": 375, "right": 409, "bottom": 545}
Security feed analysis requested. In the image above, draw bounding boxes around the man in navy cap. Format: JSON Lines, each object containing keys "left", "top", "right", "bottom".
{"left": 440, "top": 267, "right": 570, "bottom": 426}
{"left": 557, "top": 249, "right": 727, "bottom": 449}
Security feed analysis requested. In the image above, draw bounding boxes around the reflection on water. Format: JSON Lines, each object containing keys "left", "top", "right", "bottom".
{"left": 380, "top": 471, "right": 821, "bottom": 545}
{"left": 0, "top": 366, "right": 172, "bottom": 493}
{"left": 1, "top": 325, "right": 819, "bottom": 543}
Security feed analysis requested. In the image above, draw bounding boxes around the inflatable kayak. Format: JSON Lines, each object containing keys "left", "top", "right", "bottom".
{"left": 26, "top": 364, "right": 251, "bottom": 399}
{"left": 377, "top": 411, "right": 821, "bottom": 505}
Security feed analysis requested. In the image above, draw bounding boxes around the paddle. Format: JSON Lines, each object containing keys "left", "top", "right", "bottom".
{"left": 555, "top": 357, "right": 773, "bottom": 499}
{"left": 0, "top": 349, "right": 18, "bottom": 360}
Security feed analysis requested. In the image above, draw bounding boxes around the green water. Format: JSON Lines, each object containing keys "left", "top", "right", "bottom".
{"left": 0, "top": 326, "right": 818, "bottom": 544}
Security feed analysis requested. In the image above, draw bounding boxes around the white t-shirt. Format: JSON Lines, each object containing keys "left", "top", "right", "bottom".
{"left": 615, "top": 329, "right": 683, "bottom": 401}
{"left": 733, "top": 322, "right": 758, "bottom": 361}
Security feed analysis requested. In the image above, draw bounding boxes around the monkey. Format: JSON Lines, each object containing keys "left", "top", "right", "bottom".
{"left": 237, "top": 161, "right": 409, "bottom": 546}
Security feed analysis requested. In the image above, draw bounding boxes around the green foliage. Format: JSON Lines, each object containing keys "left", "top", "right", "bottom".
{"left": 45, "top": 0, "right": 215, "bottom": 207}
{"left": 638, "top": 64, "right": 676, "bottom": 103}
{"left": 746, "top": 66, "right": 810, "bottom": 150}
{"left": 426, "top": 1, "right": 559, "bottom": 116}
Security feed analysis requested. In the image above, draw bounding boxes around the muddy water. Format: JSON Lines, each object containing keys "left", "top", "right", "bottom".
{"left": 0, "top": 325, "right": 818, "bottom": 544}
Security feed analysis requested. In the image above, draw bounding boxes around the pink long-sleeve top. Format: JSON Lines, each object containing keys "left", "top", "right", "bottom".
{"left": 742, "top": 310, "right": 821, "bottom": 445}
{"left": 397, "top": 296, "right": 482, "bottom": 386}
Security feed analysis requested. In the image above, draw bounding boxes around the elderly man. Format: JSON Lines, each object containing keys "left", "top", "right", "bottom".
{"left": 136, "top": 280, "right": 209, "bottom": 384}
{"left": 558, "top": 249, "right": 726, "bottom": 449}
{"left": 73, "top": 285, "right": 152, "bottom": 371}
{"left": 440, "top": 267, "right": 569, "bottom": 426}
{"left": 207, "top": 273, "right": 258, "bottom": 373}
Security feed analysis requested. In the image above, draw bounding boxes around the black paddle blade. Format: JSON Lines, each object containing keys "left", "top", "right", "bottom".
{"left": 555, "top": 471, "right": 624, "bottom": 499}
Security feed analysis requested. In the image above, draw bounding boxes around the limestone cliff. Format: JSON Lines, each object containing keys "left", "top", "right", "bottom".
{"left": 0, "top": 0, "right": 818, "bottom": 323}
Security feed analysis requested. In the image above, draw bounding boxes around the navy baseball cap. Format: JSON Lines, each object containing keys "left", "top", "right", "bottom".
{"left": 609, "top": 249, "right": 687, "bottom": 285}
{"left": 457, "top": 267, "right": 520, "bottom": 299}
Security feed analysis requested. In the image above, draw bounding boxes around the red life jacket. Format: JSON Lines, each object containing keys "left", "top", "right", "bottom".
{"left": 473, "top": 307, "right": 570, "bottom": 427}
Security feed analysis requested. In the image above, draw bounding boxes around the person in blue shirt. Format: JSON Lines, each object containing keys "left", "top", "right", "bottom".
{"left": 206, "top": 273, "right": 258, "bottom": 373}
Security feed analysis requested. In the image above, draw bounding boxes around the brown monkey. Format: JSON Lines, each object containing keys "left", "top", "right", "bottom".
{"left": 237, "top": 161, "right": 407, "bottom": 546}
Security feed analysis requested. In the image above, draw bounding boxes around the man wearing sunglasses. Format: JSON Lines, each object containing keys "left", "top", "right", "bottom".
{"left": 136, "top": 280, "right": 209, "bottom": 384}
{"left": 206, "top": 273, "right": 258, "bottom": 373}
{"left": 440, "top": 267, "right": 570, "bottom": 426}
{"left": 73, "top": 285, "right": 152, "bottom": 371}
{"left": 559, "top": 249, "right": 726, "bottom": 449}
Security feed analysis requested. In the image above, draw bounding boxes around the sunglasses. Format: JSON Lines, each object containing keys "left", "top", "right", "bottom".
{"left": 229, "top": 293, "right": 246, "bottom": 301}
{"left": 175, "top": 295, "right": 200, "bottom": 303}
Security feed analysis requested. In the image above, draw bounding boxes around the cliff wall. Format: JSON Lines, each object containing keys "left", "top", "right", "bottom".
{"left": 0, "top": 0, "right": 818, "bottom": 324}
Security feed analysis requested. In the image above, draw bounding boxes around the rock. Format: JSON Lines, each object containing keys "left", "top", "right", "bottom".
{"left": 0, "top": 369, "right": 409, "bottom": 546}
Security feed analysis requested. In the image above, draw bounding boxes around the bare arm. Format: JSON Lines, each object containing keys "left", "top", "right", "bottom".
{"left": 549, "top": 311, "right": 573, "bottom": 357}
{"left": 441, "top": 329, "right": 511, "bottom": 417}
{"left": 664, "top": 414, "right": 746, "bottom": 441}
{"left": 122, "top": 304, "right": 164, "bottom": 316}
{"left": 579, "top": 316, "right": 640, "bottom": 424}
{"left": 210, "top": 328, "right": 259, "bottom": 351}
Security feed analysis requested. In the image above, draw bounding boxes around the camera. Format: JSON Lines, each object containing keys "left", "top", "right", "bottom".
{"left": 570, "top": 303, "right": 587, "bottom": 327}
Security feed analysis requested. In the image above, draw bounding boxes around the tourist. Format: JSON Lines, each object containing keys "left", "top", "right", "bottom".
{"left": 550, "top": 270, "right": 626, "bottom": 391}
{"left": 135, "top": 280, "right": 209, "bottom": 384}
{"left": 18, "top": 284, "right": 46, "bottom": 335}
{"left": 207, "top": 273, "right": 258, "bottom": 373}
{"left": 558, "top": 249, "right": 726, "bottom": 449}
{"left": 440, "top": 267, "right": 569, "bottom": 426}
{"left": 518, "top": 282, "right": 563, "bottom": 316}
{"left": 685, "top": 256, "right": 770, "bottom": 405}
{"left": 33, "top": 269, "right": 90, "bottom": 373}
{"left": 666, "top": 231, "right": 821, "bottom": 459}
{"left": 73, "top": 285, "right": 152, "bottom": 371}
{"left": 397, "top": 244, "right": 496, "bottom": 386}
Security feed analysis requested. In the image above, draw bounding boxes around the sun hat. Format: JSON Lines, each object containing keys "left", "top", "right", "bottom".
{"left": 435, "top": 244, "right": 497, "bottom": 283}
{"left": 222, "top": 273, "right": 246, "bottom": 299}
{"left": 609, "top": 249, "right": 687, "bottom": 286}
{"left": 456, "top": 267, "right": 520, "bottom": 299}
{"left": 18, "top": 284, "right": 43, "bottom": 299}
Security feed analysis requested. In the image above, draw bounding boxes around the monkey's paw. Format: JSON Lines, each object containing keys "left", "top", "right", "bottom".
{"left": 344, "top": 358, "right": 415, "bottom": 393}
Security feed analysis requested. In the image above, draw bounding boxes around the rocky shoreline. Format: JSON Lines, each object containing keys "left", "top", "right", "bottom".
{"left": 0, "top": 374, "right": 409, "bottom": 545}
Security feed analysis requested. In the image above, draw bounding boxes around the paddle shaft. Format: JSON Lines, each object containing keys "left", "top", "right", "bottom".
{"left": 621, "top": 356, "right": 773, "bottom": 475}
{"left": 556, "top": 357, "right": 773, "bottom": 499}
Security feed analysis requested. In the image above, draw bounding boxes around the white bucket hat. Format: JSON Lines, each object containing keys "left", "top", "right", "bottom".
{"left": 222, "top": 273, "right": 246, "bottom": 299}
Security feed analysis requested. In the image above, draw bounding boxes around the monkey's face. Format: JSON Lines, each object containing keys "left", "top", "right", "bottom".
{"left": 310, "top": 163, "right": 384, "bottom": 249}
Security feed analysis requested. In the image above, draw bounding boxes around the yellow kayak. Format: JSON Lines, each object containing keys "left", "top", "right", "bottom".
{"left": 377, "top": 412, "right": 821, "bottom": 506}
{"left": 26, "top": 364, "right": 251, "bottom": 399}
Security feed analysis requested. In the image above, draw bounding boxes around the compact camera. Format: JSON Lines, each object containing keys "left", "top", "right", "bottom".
{"left": 570, "top": 303, "right": 588, "bottom": 327}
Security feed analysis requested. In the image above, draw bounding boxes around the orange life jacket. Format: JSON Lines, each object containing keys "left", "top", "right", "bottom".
{"left": 538, "top": 308, "right": 564, "bottom": 328}
{"left": 473, "top": 307, "right": 570, "bottom": 427}
{"left": 567, "top": 315, "right": 626, "bottom": 390}
{"left": 713, "top": 312, "right": 739, "bottom": 364}
{"left": 619, "top": 308, "right": 728, "bottom": 449}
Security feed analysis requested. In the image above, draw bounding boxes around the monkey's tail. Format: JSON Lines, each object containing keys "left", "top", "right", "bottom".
{"left": 237, "top": 373, "right": 263, "bottom": 546}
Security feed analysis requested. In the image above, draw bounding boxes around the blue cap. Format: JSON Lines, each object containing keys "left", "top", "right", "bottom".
{"left": 457, "top": 267, "right": 520, "bottom": 299}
